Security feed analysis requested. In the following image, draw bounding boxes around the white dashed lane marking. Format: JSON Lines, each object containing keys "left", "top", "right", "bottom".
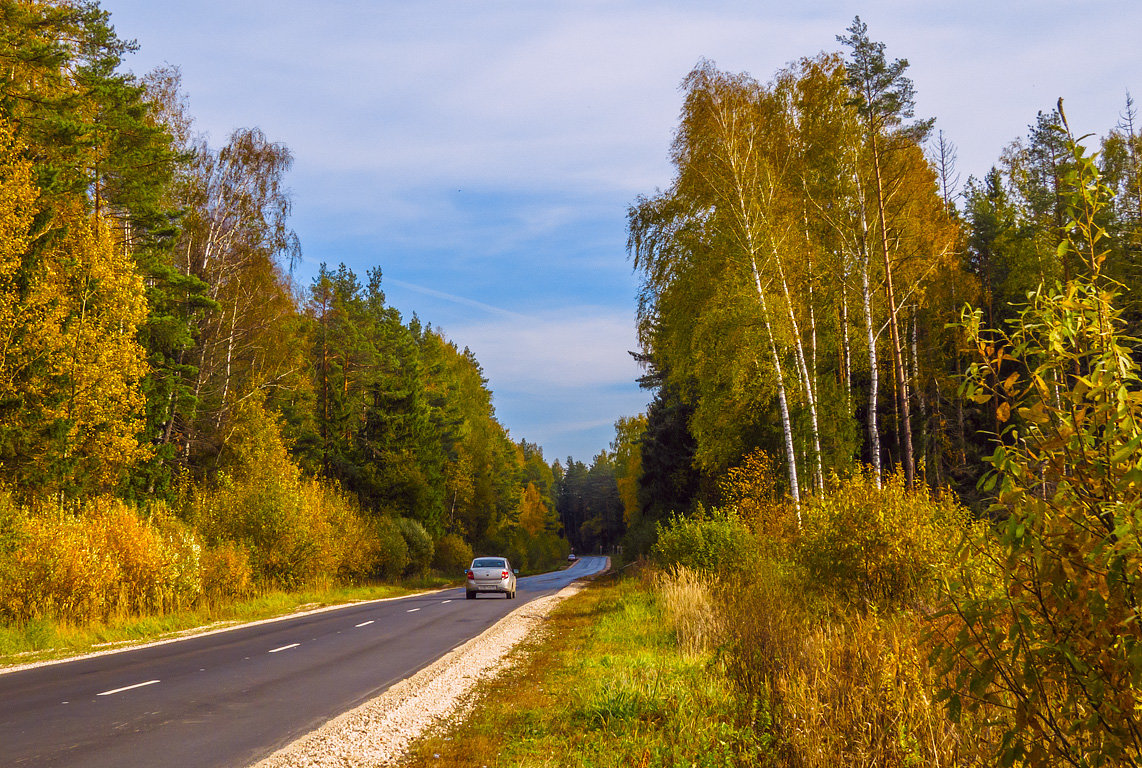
{"left": 407, "top": 608, "right": 421, "bottom": 613}
{"left": 355, "top": 620, "right": 374, "bottom": 628}
{"left": 268, "top": 643, "right": 300, "bottom": 654}
{"left": 97, "top": 680, "right": 160, "bottom": 696}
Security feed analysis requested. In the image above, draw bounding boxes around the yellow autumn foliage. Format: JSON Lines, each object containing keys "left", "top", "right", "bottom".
{"left": 0, "top": 493, "right": 203, "bottom": 624}
{"left": 517, "top": 482, "right": 551, "bottom": 537}
{"left": 0, "top": 116, "right": 48, "bottom": 404}
{"left": 796, "top": 470, "right": 969, "bottom": 603}
{"left": 189, "top": 393, "right": 393, "bottom": 587}
{"left": 0, "top": 115, "right": 150, "bottom": 495}
{"left": 49, "top": 204, "right": 152, "bottom": 488}
{"left": 720, "top": 448, "right": 797, "bottom": 553}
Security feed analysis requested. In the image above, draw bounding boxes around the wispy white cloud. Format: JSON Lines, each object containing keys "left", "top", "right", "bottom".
{"left": 119, "top": 0, "right": 1142, "bottom": 209}
{"left": 385, "top": 279, "right": 528, "bottom": 320}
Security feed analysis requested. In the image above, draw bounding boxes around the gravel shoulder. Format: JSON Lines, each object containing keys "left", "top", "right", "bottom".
{"left": 251, "top": 578, "right": 594, "bottom": 768}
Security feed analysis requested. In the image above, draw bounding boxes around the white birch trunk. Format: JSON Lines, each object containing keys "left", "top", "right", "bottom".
{"left": 215, "top": 274, "right": 241, "bottom": 430}
{"left": 751, "top": 258, "right": 801, "bottom": 512}
{"left": 772, "top": 248, "right": 824, "bottom": 491}
{"left": 711, "top": 101, "right": 806, "bottom": 507}
{"left": 860, "top": 231, "right": 882, "bottom": 488}
{"left": 840, "top": 251, "right": 854, "bottom": 418}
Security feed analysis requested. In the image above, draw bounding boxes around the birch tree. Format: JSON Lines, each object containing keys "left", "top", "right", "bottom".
{"left": 782, "top": 54, "right": 879, "bottom": 481}
{"left": 631, "top": 62, "right": 837, "bottom": 504}
{"left": 176, "top": 127, "right": 300, "bottom": 463}
{"left": 839, "top": 16, "right": 934, "bottom": 487}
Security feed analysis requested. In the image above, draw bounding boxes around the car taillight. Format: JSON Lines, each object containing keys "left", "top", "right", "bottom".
{"left": 466, "top": 570, "right": 475, "bottom": 580}
{"left": 501, "top": 570, "right": 509, "bottom": 579}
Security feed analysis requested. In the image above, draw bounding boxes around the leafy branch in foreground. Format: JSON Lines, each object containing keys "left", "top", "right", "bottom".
{"left": 936, "top": 124, "right": 1142, "bottom": 767}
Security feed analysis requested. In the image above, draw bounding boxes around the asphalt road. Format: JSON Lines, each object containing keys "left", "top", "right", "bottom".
{"left": 0, "top": 556, "right": 607, "bottom": 768}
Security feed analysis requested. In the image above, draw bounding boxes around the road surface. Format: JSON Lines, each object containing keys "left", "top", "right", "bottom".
{"left": 0, "top": 556, "right": 607, "bottom": 768}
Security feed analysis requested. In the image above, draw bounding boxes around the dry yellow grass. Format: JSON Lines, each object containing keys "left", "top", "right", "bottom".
{"left": 654, "top": 565, "right": 721, "bottom": 656}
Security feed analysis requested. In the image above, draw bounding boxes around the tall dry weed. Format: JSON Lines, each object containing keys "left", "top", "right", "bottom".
{"left": 776, "top": 609, "right": 965, "bottom": 767}
{"left": 655, "top": 566, "right": 721, "bottom": 655}
{"left": 716, "top": 560, "right": 808, "bottom": 731}
{"left": 713, "top": 560, "right": 982, "bottom": 767}
{"left": 0, "top": 496, "right": 204, "bottom": 623}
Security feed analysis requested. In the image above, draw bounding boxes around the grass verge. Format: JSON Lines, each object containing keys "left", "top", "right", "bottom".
{"left": 0, "top": 576, "right": 454, "bottom": 667}
{"left": 402, "top": 567, "right": 766, "bottom": 768}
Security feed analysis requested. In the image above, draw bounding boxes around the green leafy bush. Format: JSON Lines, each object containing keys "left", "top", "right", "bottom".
{"left": 796, "top": 470, "right": 968, "bottom": 603}
{"left": 372, "top": 516, "right": 409, "bottom": 580}
{"left": 432, "top": 533, "right": 473, "bottom": 574}
{"left": 651, "top": 505, "right": 759, "bottom": 575}
{"left": 527, "top": 531, "right": 570, "bottom": 573}
{"left": 397, "top": 518, "right": 434, "bottom": 576}
{"left": 488, "top": 526, "right": 530, "bottom": 573}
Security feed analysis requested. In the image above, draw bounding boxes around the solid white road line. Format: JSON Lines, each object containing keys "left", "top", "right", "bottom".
{"left": 268, "top": 643, "right": 300, "bottom": 654}
{"left": 97, "top": 680, "right": 160, "bottom": 696}
{"left": 355, "top": 620, "right": 374, "bottom": 628}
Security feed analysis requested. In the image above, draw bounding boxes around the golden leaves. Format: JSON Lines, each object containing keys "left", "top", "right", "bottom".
{"left": 0, "top": 115, "right": 151, "bottom": 492}
{"left": 517, "top": 482, "right": 552, "bottom": 538}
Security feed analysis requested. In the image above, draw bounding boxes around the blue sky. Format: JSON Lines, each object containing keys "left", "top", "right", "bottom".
{"left": 101, "top": 0, "right": 1141, "bottom": 463}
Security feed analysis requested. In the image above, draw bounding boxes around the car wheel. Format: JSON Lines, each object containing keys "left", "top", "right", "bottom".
{"left": 466, "top": 591, "right": 475, "bottom": 600}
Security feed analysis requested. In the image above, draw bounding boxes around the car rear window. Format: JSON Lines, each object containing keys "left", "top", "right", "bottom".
{"left": 472, "top": 558, "right": 506, "bottom": 568}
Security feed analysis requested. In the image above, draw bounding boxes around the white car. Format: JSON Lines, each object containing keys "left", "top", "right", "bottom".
{"left": 465, "top": 556, "right": 518, "bottom": 599}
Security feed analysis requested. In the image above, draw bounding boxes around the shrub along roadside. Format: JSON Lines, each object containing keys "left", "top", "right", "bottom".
{"left": 0, "top": 392, "right": 569, "bottom": 658}
{"left": 645, "top": 468, "right": 989, "bottom": 766}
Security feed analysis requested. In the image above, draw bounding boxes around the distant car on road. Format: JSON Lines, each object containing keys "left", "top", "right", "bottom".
{"left": 567, "top": 553, "right": 577, "bottom": 562}
{"left": 466, "top": 556, "right": 517, "bottom": 599}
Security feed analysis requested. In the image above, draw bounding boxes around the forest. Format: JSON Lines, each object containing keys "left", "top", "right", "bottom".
{"left": 3, "top": 3, "right": 1142, "bottom": 761}
{"left": 620, "top": 26, "right": 1142, "bottom": 548}
{"left": 0, "top": 0, "right": 576, "bottom": 626}
{"left": 618, "top": 17, "right": 1142, "bottom": 768}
